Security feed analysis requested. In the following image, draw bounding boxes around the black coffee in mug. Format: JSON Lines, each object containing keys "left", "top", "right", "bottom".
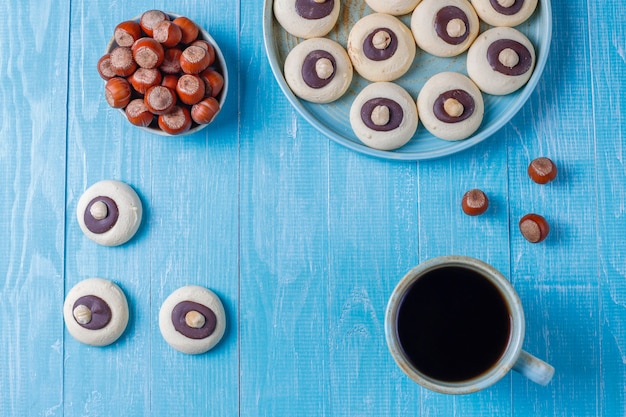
{"left": 396, "top": 266, "right": 512, "bottom": 382}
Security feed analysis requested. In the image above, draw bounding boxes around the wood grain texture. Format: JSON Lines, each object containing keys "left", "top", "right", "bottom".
{"left": 505, "top": 1, "right": 601, "bottom": 416}
{"left": 0, "top": 0, "right": 69, "bottom": 415}
{"left": 589, "top": 1, "right": 626, "bottom": 416}
{"left": 1, "top": 0, "right": 626, "bottom": 415}
{"left": 240, "top": 4, "right": 332, "bottom": 412}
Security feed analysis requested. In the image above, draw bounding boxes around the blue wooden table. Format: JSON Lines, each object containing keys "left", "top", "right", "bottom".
{"left": 1, "top": 0, "right": 624, "bottom": 415}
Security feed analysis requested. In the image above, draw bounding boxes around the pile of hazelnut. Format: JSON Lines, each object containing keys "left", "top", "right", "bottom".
{"left": 98, "top": 10, "right": 225, "bottom": 135}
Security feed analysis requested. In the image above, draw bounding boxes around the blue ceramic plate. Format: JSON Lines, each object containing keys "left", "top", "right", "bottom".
{"left": 263, "top": 0, "right": 552, "bottom": 160}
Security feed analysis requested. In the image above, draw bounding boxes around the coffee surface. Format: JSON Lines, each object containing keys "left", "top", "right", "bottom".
{"left": 397, "top": 266, "right": 511, "bottom": 382}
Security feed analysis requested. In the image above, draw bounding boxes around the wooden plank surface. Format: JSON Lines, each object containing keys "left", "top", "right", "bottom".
{"left": 0, "top": 1, "right": 69, "bottom": 415}
{"left": 1, "top": 0, "right": 626, "bottom": 416}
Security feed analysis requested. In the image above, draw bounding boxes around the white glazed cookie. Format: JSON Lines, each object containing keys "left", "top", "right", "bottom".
{"left": 76, "top": 180, "right": 143, "bottom": 246}
{"left": 63, "top": 278, "right": 129, "bottom": 346}
{"left": 347, "top": 13, "right": 416, "bottom": 82}
{"left": 159, "top": 285, "right": 226, "bottom": 354}
{"left": 284, "top": 38, "right": 353, "bottom": 104}
{"left": 273, "top": 0, "right": 340, "bottom": 39}
{"left": 411, "top": 0, "right": 479, "bottom": 57}
{"left": 350, "top": 82, "right": 418, "bottom": 150}
{"left": 466, "top": 26, "right": 536, "bottom": 95}
{"left": 470, "top": 0, "right": 538, "bottom": 27}
{"left": 365, "top": 0, "right": 423, "bottom": 16}
{"left": 417, "top": 72, "right": 484, "bottom": 140}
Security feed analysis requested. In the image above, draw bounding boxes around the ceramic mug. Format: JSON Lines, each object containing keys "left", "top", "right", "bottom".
{"left": 385, "top": 256, "right": 554, "bottom": 394}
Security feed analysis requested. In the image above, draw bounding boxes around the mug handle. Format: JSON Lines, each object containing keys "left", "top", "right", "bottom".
{"left": 512, "top": 350, "right": 555, "bottom": 385}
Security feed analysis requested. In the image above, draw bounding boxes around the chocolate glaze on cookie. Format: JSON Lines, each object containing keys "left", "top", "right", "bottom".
{"left": 295, "top": 0, "right": 335, "bottom": 20}
{"left": 487, "top": 39, "right": 533, "bottom": 76}
{"left": 171, "top": 300, "right": 217, "bottom": 340}
{"left": 361, "top": 98, "right": 404, "bottom": 131}
{"left": 73, "top": 295, "right": 112, "bottom": 330}
{"left": 434, "top": 6, "right": 470, "bottom": 45}
{"left": 363, "top": 28, "right": 399, "bottom": 61}
{"left": 301, "top": 50, "right": 336, "bottom": 88}
{"left": 433, "top": 90, "right": 475, "bottom": 123}
{"left": 489, "top": 0, "right": 524, "bottom": 15}
{"left": 84, "top": 196, "right": 119, "bottom": 234}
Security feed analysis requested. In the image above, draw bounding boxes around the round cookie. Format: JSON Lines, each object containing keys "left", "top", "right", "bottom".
{"left": 284, "top": 38, "right": 353, "bottom": 104}
{"left": 63, "top": 278, "right": 129, "bottom": 346}
{"left": 470, "top": 0, "right": 538, "bottom": 27}
{"left": 417, "top": 72, "right": 484, "bottom": 141}
{"left": 365, "top": 0, "right": 423, "bottom": 16}
{"left": 159, "top": 285, "right": 226, "bottom": 354}
{"left": 350, "top": 82, "right": 418, "bottom": 150}
{"left": 466, "top": 26, "right": 536, "bottom": 95}
{"left": 273, "top": 0, "right": 340, "bottom": 39}
{"left": 76, "top": 180, "right": 143, "bottom": 247}
{"left": 411, "top": 0, "right": 479, "bottom": 58}
{"left": 347, "top": 13, "right": 416, "bottom": 82}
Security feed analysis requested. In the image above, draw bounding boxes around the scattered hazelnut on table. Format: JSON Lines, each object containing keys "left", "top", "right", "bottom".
{"left": 462, "top": 189, "right": 489, "bottom": 216}
{"left": 528, "top": 157, "right": 557, "bottom": 184}
{"left": 519, "top": 213, "right": 550, "bottom": 243}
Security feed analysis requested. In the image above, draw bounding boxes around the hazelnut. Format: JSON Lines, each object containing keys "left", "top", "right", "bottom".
{"left": 315, "top": 58, "right": 334, "bottom": 80}
{"left": 114, "top": 20, "right": 142, "bottom": 47}
{"left": 498, "top": 48, "right": 520, "bottom": 68}
{"left": 160, "top": 48, "right": 183, "bottom": 75}
{"left": 371, "top": 105, "right": 390, "bottom": 126}
{"left": 528, "top": 157, "right": 557, "bottom": 184}
{"left": 161, "top": 74, "right": 180, "bottom": 91}
{"left": 372, "top": 30, "right": 392, "bottom": 50}
{"left": 73, "top": 304, "right": 92, "bottom": 325}
{"left": 152, "top": 20, "right": 182, "bottom": 48}
{"left": 144, "top": 85, "right": 176, "bottom": 115}
{"left": 461, "top": 189, "right": 489, "bottom": 216}
{"left": 132, "top": 37, "right": 165, "bottom": 69}
{"left": 446, "top": 18, "right": 466, "bottom": 38}
{"left": 191, "top": 97, "right": 220, "bottom": 125}
{"left": 104, "top": 77, "right": 132, "bottom": 108}
{"left": 128, "top": 67, "right": 162, "bottom": 94}
{"left": 109, "top": 46, "right": 137, "bottom": 77}
{"left": 519, "top": 213, "right": 550, "bottom": 243}
{"left": 185, "top": 310, "right": 206, "bottom": 329}
{"left": 158, "top": 105, "right": 192, "bottom": 135}
{"left": 139, "top": 9, "right": 169, "bottom": 37}
{"left": 180, "top": 45, "right": 213, "bottom": 74}
{"left": 497, "top": 0, "right": 516, "bottom": 7}
{"left": 199, "top": 68, "right": 224, "bottom": 98}
{"left": 176, "top": 74, "right": 205, "bottom": 105}
{"left": 444, "top": 98, "right": 464, "bottom": 118}
{"left": 173, "top": 16, "right": 199, "bottom": 44}
{"left": 97, "top": 54, "right": 116, "bottom": 81}
{"left": 125, "top": 99, "right": 154, "bottom": 127}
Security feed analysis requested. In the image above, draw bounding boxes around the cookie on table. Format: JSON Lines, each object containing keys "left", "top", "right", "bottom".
{"left": 365, "top": 0, "right": 423, "bottom": 16}
{"left": 470, "top": 0, "right": 538, "bottom": 27}
{"left": 76, "top": 180, "right": 143, "bottom": 246}
{"left": 466, "top": 26, "right": 535, "bottom": 95}
{"left": 411, "top": 0, "right": 479, "bottom": 57}
{"left": 417, "top": 72, "right": 484, "bottom": 141}
{"left": 350, "top": 82, "right": 419, "bottom": 150}
{"left": 63, "top": 278, "right": 129, "bottom": 346}
{"left": 284, "top": 38, "right": 353, "bottom": 104}
{"left": 273, "top": 0, "right": 340, "bottom": 39}
{"left": 159, "top": 285, "right": 226, "bottom": 354}
{"left": 347, "top": 13, "right": 416, "bottom": 82}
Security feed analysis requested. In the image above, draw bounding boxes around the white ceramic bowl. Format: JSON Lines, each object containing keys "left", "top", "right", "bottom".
{"left": 104, "top": 12, "right": 228, "bottom": 136}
